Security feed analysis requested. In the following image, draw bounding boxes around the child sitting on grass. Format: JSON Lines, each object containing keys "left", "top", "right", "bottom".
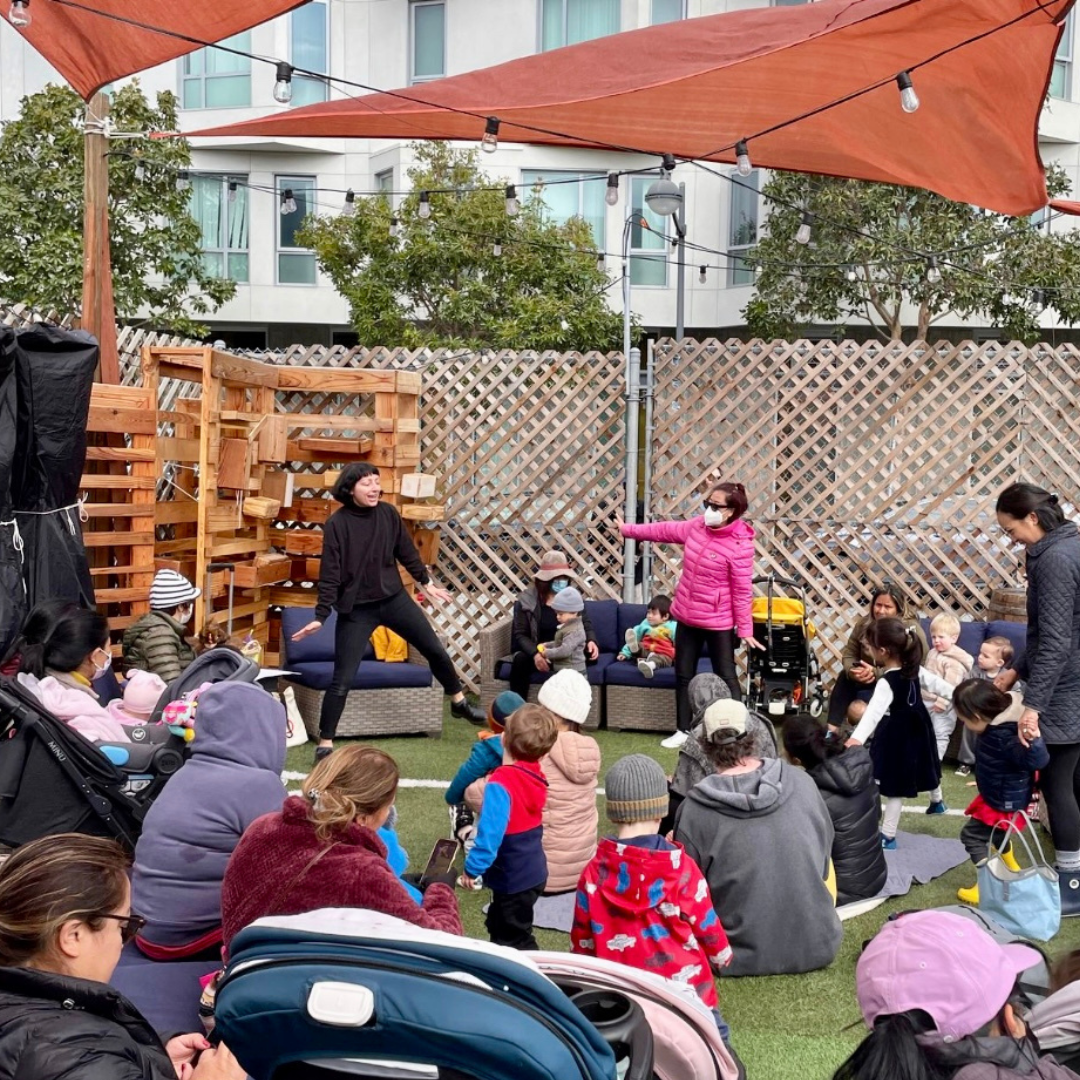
{"left": 536, "top": 586, "right": 587, "bottom": 674}
{"left": 461, "top": 704, "right": 560, "bottom": 949}
{"left": 923, "top": 613, "right": 974, "bottom": 765}
{"left": 571, "top": 754, "right": 733, "bottom": 1043}
{"left": 952, "top": 678, "right": 1048, "bottom": 906}
{"left": 618, "top": 594, "right": 677, "bottom": 679}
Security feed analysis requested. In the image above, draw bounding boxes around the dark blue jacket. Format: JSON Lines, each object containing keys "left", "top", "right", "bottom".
{"left": 974, "top": 695, "right": 1050, "bottom": 813}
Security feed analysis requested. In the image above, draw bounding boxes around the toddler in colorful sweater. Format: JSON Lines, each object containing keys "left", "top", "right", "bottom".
{"left": 618, "top": 594, "right": 677, "bottom": 679}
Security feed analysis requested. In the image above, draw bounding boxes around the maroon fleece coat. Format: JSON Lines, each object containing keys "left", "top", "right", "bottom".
{"left": 222, "top": 796, "right": 462, "bottom": 953}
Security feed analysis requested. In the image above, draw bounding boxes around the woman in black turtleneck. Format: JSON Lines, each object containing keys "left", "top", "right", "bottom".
{"left": 291, "top": 462, "right": 483, "bottom": 760}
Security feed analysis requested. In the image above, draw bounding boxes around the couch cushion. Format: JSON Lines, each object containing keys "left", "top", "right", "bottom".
{"left": 288, "top": 660, "right": 433, "bottom": 691}
{"left": 604, "top": 656, "right": 713, "bottom": 688}
{"left": 617, "top": 604, "right": 649, "bottom": 641}
{"left": 585, "top": 600, "right": 620, "bottom": 654}
{"left": 494, "top": 655, "right": 614, "bottom": 687}
{"left": 281, "top": 608, "right": 374, "bottom": 665}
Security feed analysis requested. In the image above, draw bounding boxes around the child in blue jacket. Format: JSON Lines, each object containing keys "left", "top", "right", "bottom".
{"left": 617, "top": 594, "right": 677, "bottom": 679}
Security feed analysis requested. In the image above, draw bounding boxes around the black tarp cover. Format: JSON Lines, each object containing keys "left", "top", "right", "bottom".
{"left": 0, "top": 329, "right": 22, "bottom": 656}
{"left": 12, "top": 327, "right": 97, "bottom": 614}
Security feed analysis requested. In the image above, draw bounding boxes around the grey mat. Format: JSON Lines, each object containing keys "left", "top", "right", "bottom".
{"left": 532, "top": 890, "right": 579, "bottom": 933}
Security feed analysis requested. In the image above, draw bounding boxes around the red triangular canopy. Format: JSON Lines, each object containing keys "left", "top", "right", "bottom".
{"left": 186, "top": 0, "right": 1071, "bottom": 217}
{"left": 18, "top": 0, "right": 310, "bottom": 100}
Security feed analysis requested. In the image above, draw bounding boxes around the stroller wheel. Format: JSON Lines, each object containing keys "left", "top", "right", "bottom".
{"left": 808, "top": 697, "right": 823, "bottom": 718}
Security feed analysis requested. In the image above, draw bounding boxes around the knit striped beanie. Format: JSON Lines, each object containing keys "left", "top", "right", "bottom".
{"left": 150, "top": 569, "right": 200, "bottom": 610}
{"left": 605, "top": 754, "right": 669, "bottom": 824}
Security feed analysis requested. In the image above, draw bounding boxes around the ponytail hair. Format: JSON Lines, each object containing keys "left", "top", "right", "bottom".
{"left": 996, "top": 482, "right": 1067, "bottom": 533}
{"left": 3, "top": 601, "right": 107, "bottom": 678}
{"left": 952, "top": 678, "right": 1012, "bottom": 725}
{"left": 782, "top": 712, "right": 843, "bottom": 769}
{"left": 833, "top": 1010, "right": 953, "bottom": 1080}
{"left": 301, "top": 744, "right": 399, "bottom": 843}
{"left": 864, "top": 617, "right": 924, "bottom": 680}
{"left": 707, "top": 481, "right": 748, "bottom": 521}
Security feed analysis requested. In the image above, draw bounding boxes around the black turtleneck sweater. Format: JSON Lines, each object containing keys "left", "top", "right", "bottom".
{"left": 315, "top": 501, "right": 430, "bottom": 622}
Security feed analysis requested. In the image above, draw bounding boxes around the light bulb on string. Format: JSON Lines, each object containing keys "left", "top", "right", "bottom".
{"left": 481, "top": 116, "right": 500, "bottom": 153}
{"left": 735, "top": 140, "right": 752, "bottom": 177}
{"left": 280, "top": 189, "right": 297, "bottom": 216}
{"left": 342, "top": 189, "right": 357, "bottom": 217}
{"left": 493, "top": 242, "right": 502, "bottom": 257}
{"left": 134, "top": 160, "right": 146, "bottom": 182}
{"left": 176, "top": 169, "right": 190, "bottom": 192}
{"left": 418, "top": 191, "right": 431, "bottom": 219}
{"left": 896, "top": 71, "right": 920, "bottom": 113}
{"left": 845, "top": 265, "right": 858, "bottom": 282}
{"left": 795, "top": 212, "right": 813, "bottom": 245}
{"left": 505, "top": 184, "right": 519, "bottom": 217}
{"left": 644, "top": 153, "right": 682, "bottom": 217}
{"left": 596, "top": 252, "right": 606, "bottom": 272}
{"left": 605, "top": 172, "right": 620, "bottom": 207}
{"left": 926, "top": 256, "right": 941, "bottom": 284}
{"left": 273, "top": 62, "right": 294, "bottom": 104}
{"left": 389, "top": 216, "right": 400, "bottom": 239}
{"left": 699, "top": 265, "right": 708, "bottom": 284}
{"left": 8, "top": 0, "right": 30, "bottom": 28}
{"left": 227, "top": 180, "right": 238, "bottom": 204}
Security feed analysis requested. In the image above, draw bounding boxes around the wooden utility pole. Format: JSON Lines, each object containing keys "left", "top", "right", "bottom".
{"left": 81, "top": 91, "right": 120, "bottom": 383}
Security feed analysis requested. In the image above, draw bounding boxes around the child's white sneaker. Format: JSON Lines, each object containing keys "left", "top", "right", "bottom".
{"left": 637, "top": 658, "right": 656, "bottom": 679}
{"left": 660, "top": 730, "right": 688, "bottom": 750}
{"left": 624, "top": 628, "right": 641, "bottom": 655}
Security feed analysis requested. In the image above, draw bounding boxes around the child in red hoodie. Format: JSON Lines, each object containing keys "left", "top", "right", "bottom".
{"left": 571, "top": 754, "right": 733, "bottom": 1042}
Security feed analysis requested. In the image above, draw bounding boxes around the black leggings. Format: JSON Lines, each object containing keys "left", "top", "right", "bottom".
{"left": 508, "top": 651, "right": 539, "bottom": 700}
{"left": 674, "top": 623, "right": 740, "bottom": 733}
{"left": 1041, "top": 742, "right": 1080, "bottom": 853}
{"left": 317, "top": 591, "right": 462, "bottom": 740}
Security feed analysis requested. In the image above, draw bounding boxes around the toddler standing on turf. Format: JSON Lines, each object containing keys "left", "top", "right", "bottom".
{"left": 922, "top": 613, "right": 974, "bottom": 764}
{"left": 618, "top": 594, "right": 677, "bottom": 679}
{"left": 572, "top": 754, "right": 733, "bottom": 1042}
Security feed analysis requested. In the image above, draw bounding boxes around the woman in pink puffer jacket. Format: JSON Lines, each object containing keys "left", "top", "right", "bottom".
{"left": 620, "top": 481, "right": 762, "bottom": 749}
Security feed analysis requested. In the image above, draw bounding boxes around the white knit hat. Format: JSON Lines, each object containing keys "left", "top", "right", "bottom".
{"left": 150, "top": 569, "right": 200, "bottom": 610}
{"left": 537, "top": 669, "right": 592, "bottom": 726}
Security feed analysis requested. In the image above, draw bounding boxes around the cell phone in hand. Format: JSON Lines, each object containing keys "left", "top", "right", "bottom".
{"left": 419, "top": 838, "right": 459, "bottom": 889}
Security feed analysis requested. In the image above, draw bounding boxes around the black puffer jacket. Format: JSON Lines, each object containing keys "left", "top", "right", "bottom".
{"left": 807, "top": 746, "right": 888, "bottom": 905}
{"left": 0, "top": 965, "right": 176, "bottom": 1080}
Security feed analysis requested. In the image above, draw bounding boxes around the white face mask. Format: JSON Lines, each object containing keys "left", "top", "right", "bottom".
{"left": 175, "top": 606, "right": 193, "bottom": 626}
{"left": 703, "top": 507, "right": 727, "bottom": 528}
{"left": 92, "top": 649, "right": 112, "bottom": 679}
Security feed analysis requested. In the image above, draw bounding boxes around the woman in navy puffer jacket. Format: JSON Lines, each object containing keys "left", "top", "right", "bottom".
{"left": 619, "top": 481, "right": 762, "bottom": 748}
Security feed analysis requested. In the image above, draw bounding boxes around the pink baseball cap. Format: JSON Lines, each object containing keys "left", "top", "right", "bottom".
{"left": 856, "top": 910, "right": 1042, "bottom": 1043}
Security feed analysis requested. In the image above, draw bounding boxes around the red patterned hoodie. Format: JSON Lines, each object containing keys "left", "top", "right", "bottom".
{"left": 570, "top": 836, "right": 732, "bottom": 1009}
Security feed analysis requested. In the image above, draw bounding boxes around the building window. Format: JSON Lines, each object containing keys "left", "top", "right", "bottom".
{"left": 1051, "top": 11, "right": 1074, "bottom": 99}
{"left": 541, "top": 0, "right": 619, "bottom": 51}
{"left": 181, "top": 31, "right": 252, "bottom": 109}
{"left": 277, "top": 175, "right": 317, "bottom": 285}
{"left": 410, "top": 1, "right": 445, "bottom": 83}
{"left": 521, "top": 170, "right": 606, "bottom": 249}
{"left": 630, "top": 176, "right": 667, "bottom": 287}
{"left": 191, "top": 174, "right": 250, "bottom": 282}
{"left": 291, "top": 1, "right": 328, "bottom": 107}
{"left": 728, "top": 170, "right": 759, "bottom": 286}
{"left": 376, "top": 169, "right": 394, "bottom": 194}
{"left": 651, "top": 0, "right": 684, "bottom": 23}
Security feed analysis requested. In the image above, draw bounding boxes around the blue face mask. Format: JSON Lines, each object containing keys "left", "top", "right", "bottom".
{"left": 551, "top": 579, "right": 569, "bottom": 593}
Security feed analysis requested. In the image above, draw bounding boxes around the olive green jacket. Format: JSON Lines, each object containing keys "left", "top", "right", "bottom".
{"left": 122, "top": 611, "right": 196, "bottom": 682}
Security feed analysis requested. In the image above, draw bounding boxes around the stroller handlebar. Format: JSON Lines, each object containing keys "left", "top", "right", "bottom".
{"left": 752, "top": 575, "right": 803, "bottom": 589}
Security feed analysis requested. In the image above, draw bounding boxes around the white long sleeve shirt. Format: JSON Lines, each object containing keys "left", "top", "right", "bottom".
{"left": 850, "top": 667, "right": 957, "bottom": 745}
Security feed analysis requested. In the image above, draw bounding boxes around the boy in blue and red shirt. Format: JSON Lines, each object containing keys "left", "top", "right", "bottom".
{"left": 460, "top": 703, "right": 560, "bottom": 949}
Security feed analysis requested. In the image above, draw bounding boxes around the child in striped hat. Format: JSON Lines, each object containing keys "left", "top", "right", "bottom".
{"left": 122, "top": 569, "right": 200, "bottom": 682}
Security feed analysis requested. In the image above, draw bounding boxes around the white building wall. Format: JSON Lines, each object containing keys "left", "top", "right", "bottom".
{"left": 0, "top": 0, "right": 1078, "bottom": 341}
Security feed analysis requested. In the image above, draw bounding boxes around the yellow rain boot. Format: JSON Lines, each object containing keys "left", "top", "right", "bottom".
{"left": 1001, "top": 846, "right": 1021, "bottom": 873}
{"left": 957, "top": 883, "right": 979, "bottom": 905}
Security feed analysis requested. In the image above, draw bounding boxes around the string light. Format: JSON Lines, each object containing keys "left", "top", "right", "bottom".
{"left": 481, "top": 116, "right": 500, "bottom": 153}
{"left": 175, "top": 169, "right": 190, "bottom": 192}
{"left": 493, "top": 241, "right": 502, "bottom": 257}
{"left": 845, "top": 264, "right": 858, "bottom": 282}
{"left": 505, "top": 184, "right": 519, "bottom": 217}
{"left": 596, "top": 252, "right": 606, "bottom": 272}
{"left": 645, "top": 154, "right": 682, "bottom": 217}
{"left": 8, "top": 0, "right": 29, "bottom": 28}
{"left": 605, "top": 172, "right": 620, "bottom": 207}
{"left": 418, "top": 191, "right": 431, "bottom": 219}
{"left": 896, "top": 71, "right": 920, "bottom": 113}
{"left": 926, "top": 256, "right": 941, "bottom": 283}
{"left": 342, "top": 189, "right": 356, "bottom": 217}
{"left": 795, "top": 211, "right": 813, "bottom": 245}
{"left": 227, "top": 179, "right": 238, "bottom": 204}
{"left": 273, "top": 62, "right": 294, "bottom": 105}
{"left": 735, "top": 140, "right": 752, "bottom": 177}
{"left": 698, "top": 265, "right": 707, "bottom": 284}
{"left": 134, "top": 160, "right": 146, "bottom": 181}
{"left": 280, "top": 188, "right": 297, "bottom": 215}
{"left": 389, "top": 216, "right": 400, "bottom": 238}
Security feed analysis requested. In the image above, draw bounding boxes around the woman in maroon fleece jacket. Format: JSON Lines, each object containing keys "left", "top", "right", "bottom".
{"left": 221, "top": 746, "right": 461, "bottom": 954}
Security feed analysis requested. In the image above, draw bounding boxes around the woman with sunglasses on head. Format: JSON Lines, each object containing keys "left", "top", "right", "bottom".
{"left": 618, "top": 481, "right": 763, "bottom": 749}
{"left": 0, "top": 833, "right": 244, "bottom": 1080}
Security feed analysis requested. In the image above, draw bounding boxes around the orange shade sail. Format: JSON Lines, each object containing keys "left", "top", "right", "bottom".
{"left": 186, "top": 0, "right": 1071, "bottom": 217}
{"left": 18, "top": 0, "right": 310, "bottom": 100}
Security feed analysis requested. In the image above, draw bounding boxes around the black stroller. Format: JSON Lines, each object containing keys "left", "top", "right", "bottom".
{"left": 0, "top": 676, "right": 186, "bottom": 850}
{"left": 745, "top": 574, "right": 826, "bottom": 721}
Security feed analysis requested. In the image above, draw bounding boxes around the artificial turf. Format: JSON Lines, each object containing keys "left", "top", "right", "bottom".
{"left": 284, "top": 705, "right": 1079, "bottom": 1080}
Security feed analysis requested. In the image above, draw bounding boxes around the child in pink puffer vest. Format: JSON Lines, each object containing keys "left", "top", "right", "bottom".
{"left": 620, "top": 481, "right": 760, "bottom": 750}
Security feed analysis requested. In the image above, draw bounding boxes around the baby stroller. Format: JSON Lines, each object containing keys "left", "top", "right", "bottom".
{"left": 0, "top": 676, "right": 186, "bottom": 850}
{"left": 215, "top": 908, "right": 709, "bottom": 1080}
{"left": 149, "top": 646, "right": 260, "bottom": 722}
{"left": 745, "top": 574, "right": 826, "bottom": 720}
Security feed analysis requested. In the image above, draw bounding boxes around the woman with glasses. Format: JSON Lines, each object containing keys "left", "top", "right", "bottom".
{"left": 619, "top": 481, "right": 762, "bottom": 749}
{"left": 0, "top": 833, "right": 244, "bottom": 1080}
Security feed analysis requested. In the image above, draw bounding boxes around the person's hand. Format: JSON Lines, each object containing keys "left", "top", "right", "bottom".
{"left": 845, "top": 737, "right": 863, "bottom": 748}
{"left": 458, "top": 873, "right": 481, "bottom": 890}
{"left": 586, "top": 641, "right": 599, "bottom": 661}
{"left": 931, "top": 701, "right": 945, "bottom": 713}
{"left": 534, "top": 653, "right": 550, "bottom": 673}
{"left": 995, "top": 668, "right": 1020, "bottom": 692}
{"left": 850, "top": 662, "right": 875, "bottom": 685}
{"left": 614, "top": 510, "right": 625, "bottom": 533}
{"left": 167, "top": 1034, "right": 211, "bottom": 1076}
{"left": 741, "top": 635, "right": 765, "bottom": 651}
{"left": 1018, "top": 707, "right": 1040, "bottom": 748}
{"left": 189, "top": 1043, "right": 246, "bottom": 1080}
{"left": 419, "top": 584, "right": 451, "bottom": 605}
{"left": 290, "top": 620, "right": 322, "bottom": 642}
{"left": 616, "top": 654, "right": 627, "bottom": 661}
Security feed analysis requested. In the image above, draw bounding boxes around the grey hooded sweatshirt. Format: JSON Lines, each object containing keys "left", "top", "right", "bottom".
{"left": 674, "top": 756, "right": 842, "bottom": 977}
{"left": 131, "top": 682, "right": 287, "bottom": 947}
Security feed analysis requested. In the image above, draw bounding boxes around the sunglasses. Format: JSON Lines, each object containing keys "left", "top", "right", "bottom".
{"left": 92, "top": 912, "right": 147, "bottom": 944}
{"left": 703, "top": 501, "right": 731, "bottom": 511}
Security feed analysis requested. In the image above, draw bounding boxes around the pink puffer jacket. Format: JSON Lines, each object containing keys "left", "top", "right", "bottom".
{"left": 622, "top": 517, "right": 755, "bottom": 634}
{"left": 541, "top": 729, "right": 601, "bottom": 894}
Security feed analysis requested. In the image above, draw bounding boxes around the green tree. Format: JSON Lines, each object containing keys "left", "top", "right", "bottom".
{"left": 0, "top": 83, "right": 235, "bottom": 335}
{"left": 298, "top": 141, "right": 630, "bottom": 350}
{"left": 743, "top": 168, "right": 1080, "bottom": 343}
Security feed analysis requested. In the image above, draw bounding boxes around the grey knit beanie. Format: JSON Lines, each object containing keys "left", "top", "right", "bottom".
{"left": 551, "top": 586, "right": 584, "bottom": 613}
{"left": 605, "top": 754, "right": 669, "bottom": 824}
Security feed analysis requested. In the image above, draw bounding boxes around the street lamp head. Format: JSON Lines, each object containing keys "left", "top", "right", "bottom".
{"left": 645, "top": 175, "right": 682, "bottom": 217}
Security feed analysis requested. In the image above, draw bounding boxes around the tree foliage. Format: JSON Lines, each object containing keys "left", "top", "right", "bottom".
{"left": 298, "top": 141, "right": 630, "bottom": 350}
{"left": 744, "top": 168, "right": 1080, "bottom": 343}
{"left": 0, "top": 83, "right": 235, "bottom": 335}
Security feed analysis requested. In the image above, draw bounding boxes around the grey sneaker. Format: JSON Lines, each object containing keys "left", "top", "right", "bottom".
{"left": 637, "top": 658, "right": 656, "bottom": 679}
{"left": 624, "top": 628, "right": 641, "bottom": 655}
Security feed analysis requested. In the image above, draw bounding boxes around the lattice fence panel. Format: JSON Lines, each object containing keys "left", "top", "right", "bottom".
{"left": 649, "top": 338, "right": 1039, "bottom": 677}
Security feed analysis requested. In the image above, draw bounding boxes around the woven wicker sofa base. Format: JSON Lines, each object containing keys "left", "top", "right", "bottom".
{"left": 605, "top": 684, "right": 677, "bottom": 733}
{"left": 284, "top": 680, "right": 444, "bottom": 739}
{"left": 479, "top": 678, "right": 602, "bottom": 731}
